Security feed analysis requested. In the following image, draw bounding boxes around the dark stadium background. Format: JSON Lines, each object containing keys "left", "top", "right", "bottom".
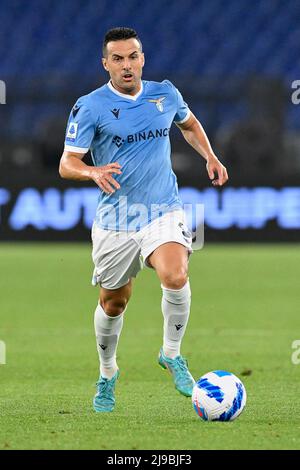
{"left": 0, "top": 0, "right": 299, "bottom": 242}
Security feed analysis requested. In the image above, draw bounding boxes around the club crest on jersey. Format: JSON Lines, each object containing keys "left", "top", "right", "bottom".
{"left": 66, "top": 122, "right": 78, "bottom": 142}
{"left": 148, "top": 97, "right": 166, "bottom": 112}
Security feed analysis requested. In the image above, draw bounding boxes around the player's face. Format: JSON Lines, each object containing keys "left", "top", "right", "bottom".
{"left": 102, "top": 38, "right": 145, "bottom": 95}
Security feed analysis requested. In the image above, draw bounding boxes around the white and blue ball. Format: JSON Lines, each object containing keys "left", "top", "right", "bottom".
{"left": 192, "top": 370, "right": 246, "bottom": 421}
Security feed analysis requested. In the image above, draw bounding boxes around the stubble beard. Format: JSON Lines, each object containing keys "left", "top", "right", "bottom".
{"left": 113, "top": 73, "right": 142, "bottom": 95}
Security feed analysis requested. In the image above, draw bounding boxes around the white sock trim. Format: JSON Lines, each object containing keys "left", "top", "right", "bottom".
{"left": 161, "top": 279, "right": 191, "bottom": 304}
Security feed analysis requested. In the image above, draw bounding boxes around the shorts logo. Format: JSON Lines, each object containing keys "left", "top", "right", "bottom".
{"left": 66, "top": 122, "right": 78, "bottom": 142}
{"left": 179, "top": 222, "right": 192, "bottom": 242}
{"left": 148, "top": 97, "right": 166, "bottom": 112}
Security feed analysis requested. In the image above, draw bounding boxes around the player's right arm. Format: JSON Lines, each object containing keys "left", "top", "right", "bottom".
{"left": 59, "top": 150, "right": 122, "bottom": 194}
{"left": 59, "top": 97, "right": 122, "bottom": 194}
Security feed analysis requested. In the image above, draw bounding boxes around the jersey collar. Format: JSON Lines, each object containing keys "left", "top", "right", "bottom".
{"left": 107, "top": 80, "right": 143, "bottom": 101}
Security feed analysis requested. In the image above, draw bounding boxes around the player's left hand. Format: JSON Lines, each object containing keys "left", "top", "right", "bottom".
{"left": 206, "top": 155, "right": 228, "bottom": 186}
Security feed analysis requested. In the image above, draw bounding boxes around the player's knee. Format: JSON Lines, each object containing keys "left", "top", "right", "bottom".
{"left": 161, "top": 268, "right": 188, "bottom": 290}
{"left": 101, "top": 298, "right": 128, "bottom": 316}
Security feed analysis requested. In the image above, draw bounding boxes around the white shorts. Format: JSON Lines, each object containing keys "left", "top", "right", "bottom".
{"left": 91, "top": 209, "right": 193, "bottom": 290}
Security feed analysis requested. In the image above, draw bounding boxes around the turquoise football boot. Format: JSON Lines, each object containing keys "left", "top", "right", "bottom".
{"left": 93, "top": 370, "right": 120, "bottom": 412}
{"left": 158, "top": 348, "right": 195, "bottom": 397}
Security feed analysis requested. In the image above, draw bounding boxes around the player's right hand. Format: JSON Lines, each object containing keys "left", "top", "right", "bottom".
{"left": 89, "top": 162, "right": 122, "bottom": 194}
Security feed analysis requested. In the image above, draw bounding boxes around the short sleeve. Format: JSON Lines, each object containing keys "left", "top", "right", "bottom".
{"left": 64, "top": 99, "right": 95, "bottom": 153}
{"left": 173, "top": 86, "right": 191, "bottom": 124}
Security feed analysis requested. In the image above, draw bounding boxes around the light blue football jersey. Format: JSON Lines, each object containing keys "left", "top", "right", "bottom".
{"left": 64, "top": 79, "right": 191, "bottom": 231}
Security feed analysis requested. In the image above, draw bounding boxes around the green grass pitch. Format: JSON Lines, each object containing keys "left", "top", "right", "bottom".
{"left": 0, "top": 243, "right": 300, "bottom": 450}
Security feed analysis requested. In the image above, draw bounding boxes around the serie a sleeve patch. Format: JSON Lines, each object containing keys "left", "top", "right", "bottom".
{"left": 66, "top": 122, "right": 78, "bottom": 142}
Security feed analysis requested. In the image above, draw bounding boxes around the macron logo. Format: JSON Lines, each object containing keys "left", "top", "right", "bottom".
{"left": 111, "top": 108, "right": 120, "bottom": 119}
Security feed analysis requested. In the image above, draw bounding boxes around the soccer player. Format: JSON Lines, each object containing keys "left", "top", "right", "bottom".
{"left": 59, "top": 27, "right": 228, "bottom": 412}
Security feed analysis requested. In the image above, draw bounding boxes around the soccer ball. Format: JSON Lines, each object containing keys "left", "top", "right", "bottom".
{"left": 192, "top": 370, "right": 247, "bottom": 421}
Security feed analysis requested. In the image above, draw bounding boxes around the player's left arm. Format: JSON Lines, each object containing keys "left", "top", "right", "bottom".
{"left": 176, "top": 112, "right": 228, "bottom": 186}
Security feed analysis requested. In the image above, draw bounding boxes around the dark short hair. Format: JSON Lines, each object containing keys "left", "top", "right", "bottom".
{"left": 102, "top": 27, "right": 142, "bottom": 57}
